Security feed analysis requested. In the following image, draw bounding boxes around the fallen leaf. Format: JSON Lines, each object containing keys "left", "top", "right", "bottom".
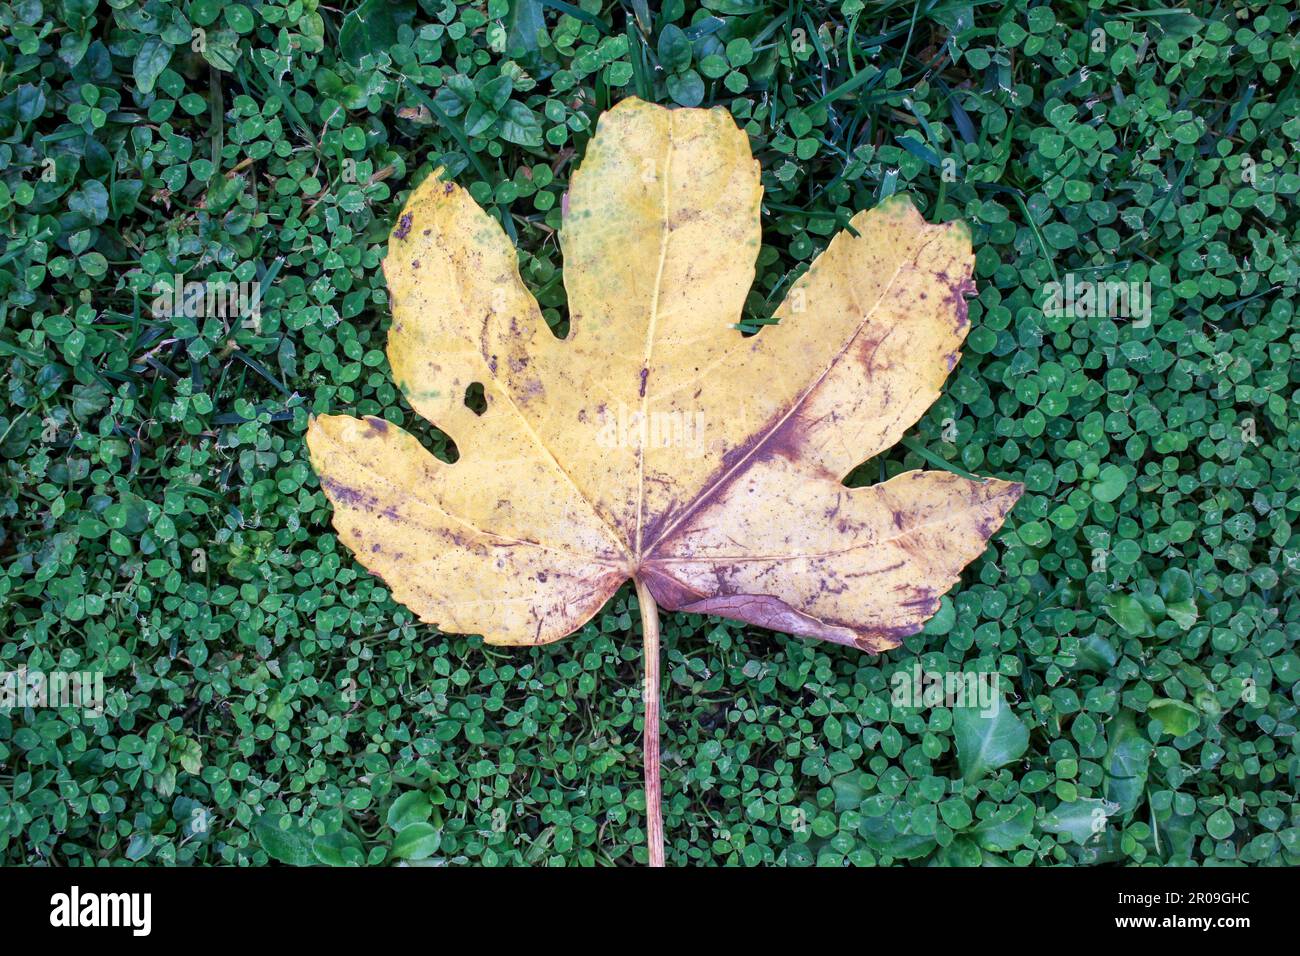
{"left": 307, "top": 97, "right": 1023, "bottom": 865}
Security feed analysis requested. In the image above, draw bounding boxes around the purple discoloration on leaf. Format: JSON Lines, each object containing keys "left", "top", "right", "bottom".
{"left": 644, "top": 575, "right": 908, "bottom": 652}
{"left": 676, "top": 592, "right": 862, "bottom": 645}
{"left": 638, "top": 563, "right": 705, "bottom": 608}
{"left": 394, "top": 213, "right": 413, "bottom": 240}
{"left": 640, "top": 470, "right": 1023, "bottom": 654}
{"left": 639, "top": 378, "right": 810, "bottom": 547}
{"left": 321, "top": 477, "right": 378, "bottom": 511}
{"left": 949, "top": 276, "right": 976, "bottom": 330}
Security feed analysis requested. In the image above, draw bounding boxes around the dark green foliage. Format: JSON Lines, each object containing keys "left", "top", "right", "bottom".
{"left": 0, "top": 0, "right": 1296, "bottom": 866}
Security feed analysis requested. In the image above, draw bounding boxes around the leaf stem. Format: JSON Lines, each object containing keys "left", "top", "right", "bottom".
{"left": 634, "top": 576, "right": 665, "bottom": 867}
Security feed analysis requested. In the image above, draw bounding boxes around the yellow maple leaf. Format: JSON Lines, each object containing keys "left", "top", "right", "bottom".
{"left": 307, "top": 98, "right": 1022, "bottom": 865}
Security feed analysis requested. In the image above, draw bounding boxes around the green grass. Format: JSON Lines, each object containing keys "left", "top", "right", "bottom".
{"left": 0, "top": 0, "right": 1297, "bottom": 866}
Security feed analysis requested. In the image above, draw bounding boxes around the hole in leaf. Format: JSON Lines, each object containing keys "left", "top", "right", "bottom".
{"left": 464, "top": 382, "right": 487, "bottom": 416}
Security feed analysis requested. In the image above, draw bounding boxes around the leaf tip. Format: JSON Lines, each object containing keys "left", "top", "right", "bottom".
{"left": 986, "top": 477, "right": 1026, "bottom": 514}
